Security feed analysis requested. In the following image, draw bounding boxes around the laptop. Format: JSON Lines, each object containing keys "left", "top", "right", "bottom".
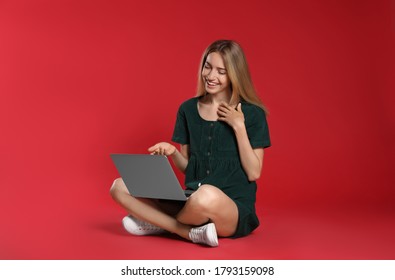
{"left": 111, "top": 154, "right": 193, "bottom": 201}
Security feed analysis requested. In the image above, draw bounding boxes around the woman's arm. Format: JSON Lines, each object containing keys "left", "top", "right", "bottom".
{"left": 233, "top": 126, "right": 264, "bottom": 181}
{"left": 170, "top": 144, "right": 189, "bottom": 173}
{"left": 148, "top": 143, "right": 189, "bottom": 174}
{"left": 217, "top": 103, "right": 264, "bottom": 181}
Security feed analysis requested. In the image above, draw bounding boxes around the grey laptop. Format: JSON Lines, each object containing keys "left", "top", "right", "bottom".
{"left": 111, "top": 154, "right": 192, "bottom": 201}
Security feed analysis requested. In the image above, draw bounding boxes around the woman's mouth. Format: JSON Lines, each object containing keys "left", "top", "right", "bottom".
{"left": 206, "top": 80, "right": 219, "bottom": 87}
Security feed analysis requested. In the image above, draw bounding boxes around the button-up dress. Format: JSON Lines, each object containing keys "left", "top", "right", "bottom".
{"left": 172, "top": 97, "right": 271, "bottom": 238}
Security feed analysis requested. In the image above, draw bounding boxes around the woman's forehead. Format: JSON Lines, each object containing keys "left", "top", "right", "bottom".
{"left": 206, "top": 52, "right": 225, "bottom": 68}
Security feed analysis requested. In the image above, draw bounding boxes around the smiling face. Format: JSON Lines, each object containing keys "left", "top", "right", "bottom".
{"left": 201, "top": 52, "right": 231, "bottom": 97}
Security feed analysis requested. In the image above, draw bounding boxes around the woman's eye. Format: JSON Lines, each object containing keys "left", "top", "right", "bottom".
{"left": 218, "top": 71, "right": 226, "bottom": 75}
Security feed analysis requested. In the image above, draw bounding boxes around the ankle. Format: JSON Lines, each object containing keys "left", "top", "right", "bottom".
{"left": 175, "top": 224, "right": 193, "bottom": 240}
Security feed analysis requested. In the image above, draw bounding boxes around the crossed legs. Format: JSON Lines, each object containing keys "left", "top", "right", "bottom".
{"left": 109, "top": 178, "right": 238, "bottom": 242}
{"left": 176, "top": 185, "right": 238, "bottom": 237}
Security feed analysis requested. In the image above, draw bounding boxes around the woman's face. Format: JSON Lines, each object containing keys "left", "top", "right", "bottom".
{"left": 202, "top": 52, "right": 231, "bottom": 96}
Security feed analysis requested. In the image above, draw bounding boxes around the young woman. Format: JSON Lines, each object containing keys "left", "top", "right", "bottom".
{"left": 110, "top": 40, "right": 271, "bottom": 247}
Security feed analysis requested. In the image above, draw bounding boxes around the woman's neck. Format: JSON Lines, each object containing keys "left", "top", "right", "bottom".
{"left": 202, "top": 91, "right": 232, "bottom": 105}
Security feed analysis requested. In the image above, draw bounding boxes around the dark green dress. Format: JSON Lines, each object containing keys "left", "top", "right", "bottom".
{"left": 172, "top": 97, "right": 271, "bottom": 238}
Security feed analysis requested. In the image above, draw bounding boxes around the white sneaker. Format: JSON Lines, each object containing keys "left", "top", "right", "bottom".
{"left": 122, "top": 216, "right": 166, "bottom": 236}
{"left": 189, "top": 223, "right": 218, "bottom": 247}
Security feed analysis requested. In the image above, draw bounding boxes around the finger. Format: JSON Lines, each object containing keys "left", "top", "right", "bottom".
{"left": 217, "top": 105, "right": 229, "bottom": 112}
{"left": 148, "top": 144, "right": 158, "bottom": 152}
{"left": 219, "top": 103, "right": 231, "bottom": 111}
{"left": 217, "top": 110, "right": 227, "bottom": 117}
{"left": 217, "top": 108, "right": 226, "bottom": 115}
{"left": 217, "top": 106, "right": 231, "bottom": 115}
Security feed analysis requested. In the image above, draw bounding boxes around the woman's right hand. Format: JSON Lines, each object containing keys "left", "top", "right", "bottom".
{"left": 148, "top": 142, "right": 177, "bottom": 156}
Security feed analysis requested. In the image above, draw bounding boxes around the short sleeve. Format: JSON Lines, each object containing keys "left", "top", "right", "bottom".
{"left": 246, "top": 106, "right": 271, "bottom": 149}
{"left": 171, "top": 104, "right": 190, "bottom": 144}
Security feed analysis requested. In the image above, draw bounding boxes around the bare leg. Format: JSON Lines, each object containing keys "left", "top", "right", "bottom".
{"left": 176, "top": 185, "right": 239, "bottom": 237}
{"left": 110, "top": 178, "right": 191, "bottom": 240}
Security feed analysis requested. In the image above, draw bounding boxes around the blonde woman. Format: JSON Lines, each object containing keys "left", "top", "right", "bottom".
{"left": 110, "top": 40, "right": 271, "bottom": 247}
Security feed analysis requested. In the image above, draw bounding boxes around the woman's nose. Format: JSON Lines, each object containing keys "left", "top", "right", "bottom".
{"left": 206, "top": 70, "right": 216, "bottom": 80}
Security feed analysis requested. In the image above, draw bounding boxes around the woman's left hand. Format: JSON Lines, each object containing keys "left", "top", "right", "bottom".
{"left": 217, "top": 102, "right": 245, "bottom": 130}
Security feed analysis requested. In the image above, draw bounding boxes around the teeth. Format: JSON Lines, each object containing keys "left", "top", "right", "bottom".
{"left": 207, "top": 81, "right": 218, "bottom": 86}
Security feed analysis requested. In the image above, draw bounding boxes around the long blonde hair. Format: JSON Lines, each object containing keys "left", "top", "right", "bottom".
{"left": 196, "top": 40, "right": 268, "bottom": 114}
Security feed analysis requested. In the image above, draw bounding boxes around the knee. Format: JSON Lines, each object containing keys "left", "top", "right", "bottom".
{"left": 188, "top": 185, "right": 221, "bottom": 212}
{"left": 109, "top": 177, "right": 125, "bottom": 199}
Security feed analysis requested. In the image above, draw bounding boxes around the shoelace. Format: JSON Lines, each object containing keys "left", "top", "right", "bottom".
{"left": 190, "top": 226, "right": 207, "bottom": 242}
{"left": 138, "top": 221, "right": 161, "bottom": 231}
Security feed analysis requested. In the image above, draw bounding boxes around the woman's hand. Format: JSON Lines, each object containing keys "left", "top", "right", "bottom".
{"left": 148, "top": 142, "right": 176, "bottom": 156}
{"left": 217, "top": 102, "right": 245, "bottom": 130}
{"left": 148, "top": 142, "right": 189, "bottom": 173}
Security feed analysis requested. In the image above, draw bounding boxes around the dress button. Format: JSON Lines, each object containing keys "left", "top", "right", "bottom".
{"left": 206, "top": 170, "right": 210, "bottom": 175}
{"left": 208, "top": 136, "right": 212, "bottom": 140}
{"left": 198, "top": 182, "right": 202, "bottom": 187}
{"left": 210, "top": 123, "right": 214, "bottom": 127}
{"left": 207, "top": 152, "right": 211, "bottom": 156}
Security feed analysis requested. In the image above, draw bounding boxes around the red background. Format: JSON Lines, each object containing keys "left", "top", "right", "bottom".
{"left": 0, "top": 0, "right": 394, "bottom": 259}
